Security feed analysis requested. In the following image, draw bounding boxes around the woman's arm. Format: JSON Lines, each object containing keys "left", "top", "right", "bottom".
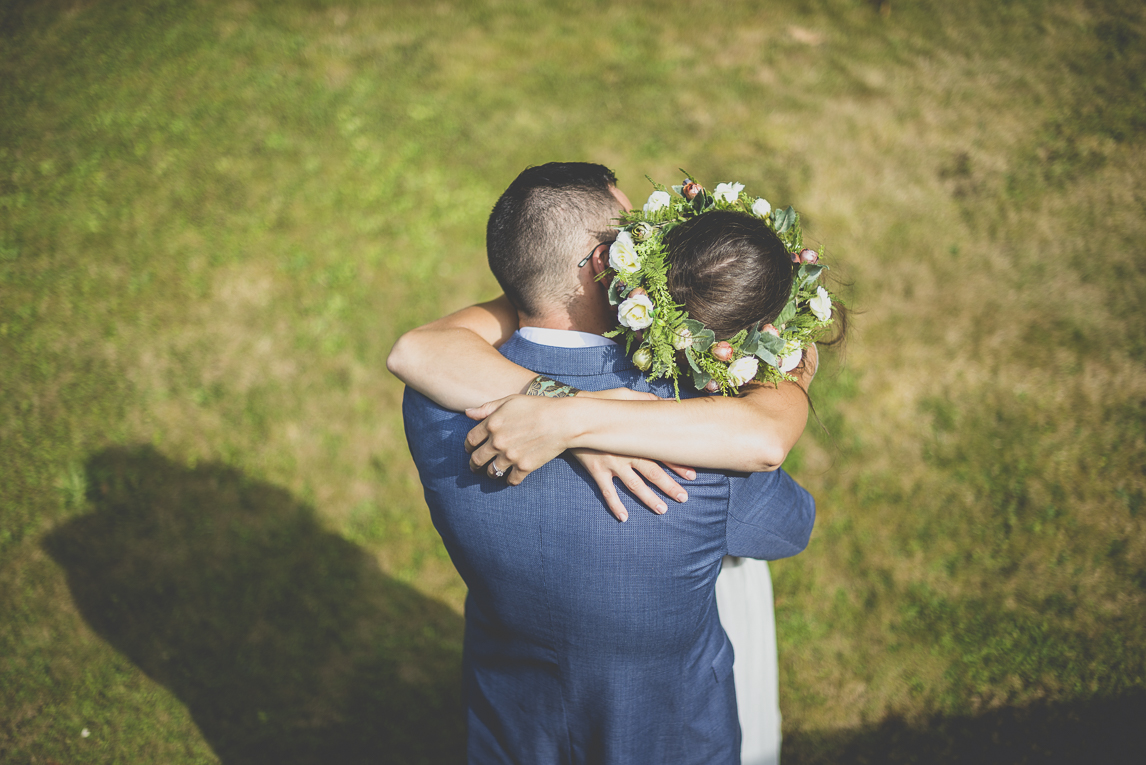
{"left": 464, "top": 347, "right": 815, "bottom": 484}
{"left": 389, "top": 297, "right": 815, "bottom": 478}
{"left": 386, "top": 294, "right": 537, "bottom": 411}
{"left": 389, "top": 296, "right": 697, "bottom": 520}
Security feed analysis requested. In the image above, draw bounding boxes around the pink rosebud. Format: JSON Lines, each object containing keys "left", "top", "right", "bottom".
{"left": 704, "top": 379, "right": 720, "bottom": 392}
{"left": 790, "top": 251, "right": 801, "bottom": 263}
{"left": 799, "top": 248, "right": 819, "bottom": 264}
{"left": 761, "top": 324, "right": 780, "bottom": 337}
{"left": 711, "top": 341, "right": 734, "bottom": 362}
{"left": 628, "top": 287, "right": 647, "bottom": 298}
{"left": 681, "top": 180, "right": 703, "bottom": 201}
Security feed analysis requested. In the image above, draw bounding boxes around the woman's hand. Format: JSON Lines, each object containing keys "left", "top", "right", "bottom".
{"left": 570, "top": 449, "right": 695, "bottom": 523}
{"left": 464, "top": 387, "right": 666, "bottom": 482}
{"left": 464, "top": 395, "right": 575, "bottom": 484}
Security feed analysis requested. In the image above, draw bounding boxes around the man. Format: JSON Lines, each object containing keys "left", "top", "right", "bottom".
{"left": 397, "top": 163, "right": 814, "bottom": 764}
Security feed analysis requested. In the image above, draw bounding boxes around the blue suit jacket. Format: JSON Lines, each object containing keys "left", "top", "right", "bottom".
{"left": 402, "top": 333, "right": 815, "bottom": 765}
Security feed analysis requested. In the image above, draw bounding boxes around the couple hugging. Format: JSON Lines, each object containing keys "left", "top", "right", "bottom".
{"left": 389, "top": 162, "right": 841, "bottom": 765}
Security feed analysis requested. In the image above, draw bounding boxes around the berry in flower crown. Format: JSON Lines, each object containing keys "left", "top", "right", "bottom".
{"left": 602, "top": 173, "right": 837, "bottom": 398}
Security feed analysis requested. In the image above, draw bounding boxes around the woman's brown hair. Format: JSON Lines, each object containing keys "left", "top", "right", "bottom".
{"left": 664, "top": 210, "right": 794, "bottom": 340}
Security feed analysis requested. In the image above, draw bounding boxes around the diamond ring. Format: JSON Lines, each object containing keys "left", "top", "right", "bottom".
{"left": 494, "top": 468, "right": 505, "bottom": 478}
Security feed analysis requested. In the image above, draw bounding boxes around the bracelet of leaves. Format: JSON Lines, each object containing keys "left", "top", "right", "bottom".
{"left": 525, "top": 375, "right": 581, "bottom": 398}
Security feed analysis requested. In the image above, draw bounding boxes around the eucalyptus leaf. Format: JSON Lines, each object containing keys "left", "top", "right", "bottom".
{"left": 742, "top": 324, "right": 762, "bottom": 355}
{"left": 799, "top": 264, "right": 825, "bottom": 289}
{"left": 672, "top": 185, "right": 683, "bottom": 195}
{"left": 775, "top": 302, "right": 797, "bottom": 326}
{"left": 684, "top": 348, "right": 702, "bottom": 375}
{"left": 773, "top": 206, "right": 796, "bottom": 234}
{"left": 607, "top": 278, "right": 624, "bottom": 307}
{"left": 754, "top": 347, "right": 778, "bottom": 367}
{"left": 694, "top": 328, "right": 716, "bottom": 352}
{"left": 757, "top": 332, "right": 786, "bottom": 354}
{"left": 691, "top": 365, "right": 712, "bottom": 391}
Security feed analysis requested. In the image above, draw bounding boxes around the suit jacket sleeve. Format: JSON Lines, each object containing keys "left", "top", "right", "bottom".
{"left": 724, "top": 468, "right": 815, "bottom": 560}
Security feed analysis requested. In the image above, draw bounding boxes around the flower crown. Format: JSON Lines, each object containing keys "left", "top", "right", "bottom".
{"left": 603, "top": 174, "right": 836, "bottom": 397}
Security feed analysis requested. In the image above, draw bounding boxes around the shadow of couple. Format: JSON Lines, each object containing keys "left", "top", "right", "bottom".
{"left": 43, "top": 444, "right": 465, "bottom": 764}
{"left": 43, "top": 445, "right": 1146, "bottom": 764}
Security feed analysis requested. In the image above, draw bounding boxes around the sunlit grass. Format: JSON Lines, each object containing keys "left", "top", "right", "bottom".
{"left": 2, "top": 0, "right": 1144, "bottom": 762}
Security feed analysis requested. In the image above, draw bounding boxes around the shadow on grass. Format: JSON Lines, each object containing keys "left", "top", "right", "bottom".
{"left": 785, "top": 689, "right": 1146, "bottom": 765}
{"left": 43, "top": 445, "right": 464, "bottom": 765}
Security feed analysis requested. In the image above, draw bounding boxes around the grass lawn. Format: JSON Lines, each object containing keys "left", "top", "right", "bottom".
{"left": 2, "top": 0, "right": 1144, "bottom": 762}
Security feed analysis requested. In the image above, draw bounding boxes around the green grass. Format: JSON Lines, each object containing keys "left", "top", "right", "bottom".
{"left": 2, "top": 0, "right": 1144, "bottom": 762}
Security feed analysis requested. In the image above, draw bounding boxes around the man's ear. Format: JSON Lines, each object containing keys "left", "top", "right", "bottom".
{"left": 591, "top": 246, "right": 613, "bottom": 287}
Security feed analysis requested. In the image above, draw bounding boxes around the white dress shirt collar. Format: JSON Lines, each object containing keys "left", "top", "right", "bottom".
{"left": 517, "top": 326, "right": 617, "bottom": 349}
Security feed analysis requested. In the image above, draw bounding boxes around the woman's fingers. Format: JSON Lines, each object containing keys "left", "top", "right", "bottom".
{"left": 588, "top": 471, "right": 630, "bottom": 523}
{"left": 468, "top": 426, "right": 534, "bottom": 484}
{"left": 468, "top": 439, "right": 499, "bottom": 473}
{"left": 662, "top": 461, "right": 697, "bottom": 482}
{"left": 472, "top": 443, "right": 525, "bottom": 485}
{"left": 616, "top": 465, "right": 668, "bottom": 515}
{"left": 571, "top": 450, "right": 628, "bottom": 521}
{"left": 569, "top": 449, "right": 691, "bottom": 519}
{"left": 464, "top": 396, "right": 512, "bottom": 422}
{"left": 464, "top": 419, "right": 489, "bottom": 454}
{"left": 504, "top": 463, "right": 532, "bottom": 486}
{"left": 633, "top": 460, "right": 689, "bottom": 503}
{"left": 572, "top": 449, "right": 646, "bottom": 522}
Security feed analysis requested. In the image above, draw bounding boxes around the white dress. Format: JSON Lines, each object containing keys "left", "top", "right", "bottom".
{"left": 715, "top": 556, "right": 782, "bottom": 765}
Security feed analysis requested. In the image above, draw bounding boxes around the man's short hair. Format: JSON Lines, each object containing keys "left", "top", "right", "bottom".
{"left": 487, "top": 162, "right": 620, "bottom": 317}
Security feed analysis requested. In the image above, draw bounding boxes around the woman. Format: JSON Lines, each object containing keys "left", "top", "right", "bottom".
{"left": 389, "top": 189, "right": 840, "bottom": 765}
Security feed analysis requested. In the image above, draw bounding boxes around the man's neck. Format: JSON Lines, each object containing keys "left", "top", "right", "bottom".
{"left": 518, "top": 315, "right": 580, "bottom": 332}
{"left": 518, "top": 305, "right": 613, "bottom": 337}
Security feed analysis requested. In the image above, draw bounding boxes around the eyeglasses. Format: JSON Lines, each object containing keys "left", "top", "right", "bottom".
{"left": 579, "top": 240, "right": 616, "bottom": 268}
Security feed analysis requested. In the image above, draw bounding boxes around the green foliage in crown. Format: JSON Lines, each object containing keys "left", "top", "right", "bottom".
{"left": 602, "top": 173, "right": 838, "bottom": 397}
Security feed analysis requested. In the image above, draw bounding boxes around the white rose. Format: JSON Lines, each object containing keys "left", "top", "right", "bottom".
{"left": 752, "top": 197, "right": 772, "bottom": 218}
{"left": 671, "top": 327, "right": 693, "bottom": 350}
{"left": 608, "top": 231, "right": 641, "bottom": 273}
{"left": 643, "top": 190, "right": 671, "bottom": 213}
{"left": 617, "top": 293, "right": 655, "bottom": 330}
{"left": 713, "top": 182, "right": 745, "bottom": 203}
{"left": 727, "top": 356, "right": 760, "bottom": 387}
{"left": 779, "top": 348, "right": 803, "bottom": 372}
{"left": 809, "top": 285, "right": 832, "bottom": 321}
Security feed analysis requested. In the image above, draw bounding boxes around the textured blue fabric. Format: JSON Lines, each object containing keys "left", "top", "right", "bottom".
{"left": 402, "top": 332, "right": 815, "bottom": 765}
